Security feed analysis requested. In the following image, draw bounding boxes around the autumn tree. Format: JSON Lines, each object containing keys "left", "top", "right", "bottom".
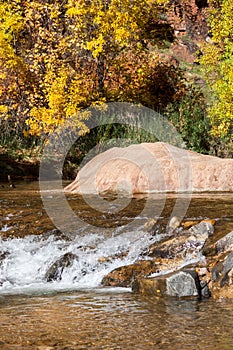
{"left": 0, "top": 0, "right": 186, "bottom": 140}
{"left": 0, "top": 0, "right": 30, "bottom": 143}
{"left": 200, "top": 0, "right": 233, "bottom": 144}
{"left": 0, "top": 0, "right": 94, "bottom": 137}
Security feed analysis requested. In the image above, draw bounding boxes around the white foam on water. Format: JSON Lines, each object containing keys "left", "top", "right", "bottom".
{"left": 0, "top": 227, "right": 158, "bottom": 295}
{"left": 0, "top": 223, "right": 207, "bottom": 295}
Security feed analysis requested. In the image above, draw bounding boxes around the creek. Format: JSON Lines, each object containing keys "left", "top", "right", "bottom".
{"left": 0, "top": 182, "right": 233, "bottom": 349}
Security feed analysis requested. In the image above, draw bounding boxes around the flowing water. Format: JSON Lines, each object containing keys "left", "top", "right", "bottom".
{"left": 0, "top": 182, "right": 233, "bottom": 349}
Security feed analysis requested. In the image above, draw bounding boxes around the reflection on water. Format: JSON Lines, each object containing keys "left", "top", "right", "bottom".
{"left": 0, "top": 290, "right": 233, "bottom": 349}
{"left": 0, "top": 182, "right": 233, "bottom": 349}
{"left": 1, "top": 181, "right": 233, "bottom": 238}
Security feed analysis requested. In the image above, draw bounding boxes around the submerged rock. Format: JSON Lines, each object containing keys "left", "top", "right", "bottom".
{"left": 45, "top": 252, "right": 78, "bottom": 282}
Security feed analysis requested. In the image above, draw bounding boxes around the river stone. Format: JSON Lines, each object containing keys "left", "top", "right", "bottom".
{"left": 166, "top": 270, "right": 201, "bottom": 297}
{"left": 45, "top": 252, "right": 78, "bottom": 282}
{"left": 215, "top": 231, "right": 233, "bottom": 254}
{"left": 101, "top": 260, "right": 159, "bottom": 288}
{"left": 210, "top": 251, "right": 233, "bottom": 299}
{"left": 212, "top": 252, "right": 233, "bottom": 283}
{"left": 132, "top": 270, "right": 201, "bottom": 298}
{"left": 0, "top": 251, "right": 9, "bottom": 265}
{"left": 168, "top": 216, "right": 182, "bottom": 230}
{"left": 189, "top": 221, "right": 214, "bottom": 237}
{"left": 64, "top": 142, "right": 233, "bottom": 194}
{"left": 146, "top": 221, "right": 212, "bottom": 259}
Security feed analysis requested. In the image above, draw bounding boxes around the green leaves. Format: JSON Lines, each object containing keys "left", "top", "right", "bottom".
{"left": 200, "top": 0, "right": 233, "bottom": 139}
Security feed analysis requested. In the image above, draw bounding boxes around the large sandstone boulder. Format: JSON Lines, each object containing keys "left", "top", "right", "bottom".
{"left": 65, "top": 142, "right": 233, "bottom": 194}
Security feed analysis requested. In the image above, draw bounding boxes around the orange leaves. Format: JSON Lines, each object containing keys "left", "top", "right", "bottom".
{"left": 105, "top": 49, "right": 185, "bottom": 109}
{"left": 0, "top": 0, "right": 175, "bottom": 139}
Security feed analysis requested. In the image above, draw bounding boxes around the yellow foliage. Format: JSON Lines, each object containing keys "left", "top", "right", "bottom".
{"left": 0, "top": 0, "right": 168, "bottom": 137}
{"left": 200, "top": 0, "right": 233, "bottom": 139}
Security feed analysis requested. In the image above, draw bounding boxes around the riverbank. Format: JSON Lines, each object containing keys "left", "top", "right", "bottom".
{"left": 0, "top": 156, "right": 39, "bottom": 182}
{"left": 0, "top": 147, "right": 79, "bottom": 182}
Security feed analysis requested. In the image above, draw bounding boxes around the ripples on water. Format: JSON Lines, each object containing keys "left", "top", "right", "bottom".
{"left": 0, "top": 291, "right": 233, "bottom": 349}
{"left": 0, "top": 182, "right": 233, "bottom": 349}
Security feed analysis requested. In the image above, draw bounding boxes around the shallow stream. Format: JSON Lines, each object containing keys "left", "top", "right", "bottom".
{"left": 0, "top": 182, "right": 233, "bottom": 349}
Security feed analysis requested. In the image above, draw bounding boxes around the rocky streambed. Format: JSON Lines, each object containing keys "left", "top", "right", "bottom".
{"left": 8, "top": 216, "right": 230, "bottom": 300}
{"left": 0, "top": 182, "right": 232, "bottom": 300}
{"left": 101, "top": 218, "right": 233, "bottom": 300}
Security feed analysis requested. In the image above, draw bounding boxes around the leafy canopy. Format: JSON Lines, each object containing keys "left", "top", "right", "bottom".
{"left": 0, "top": 0, "right": 168, "bottom": 137}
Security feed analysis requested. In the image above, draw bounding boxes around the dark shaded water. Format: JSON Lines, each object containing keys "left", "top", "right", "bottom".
{"left": 0, "top": 182, "right": 233, "bottom": 349}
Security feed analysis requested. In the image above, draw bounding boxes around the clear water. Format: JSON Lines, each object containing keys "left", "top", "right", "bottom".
{"left": 0, "top": 291, "right": 232, "bottom": 349}
{"left": 0, "top": 182, "right": 233, "bottom": 349}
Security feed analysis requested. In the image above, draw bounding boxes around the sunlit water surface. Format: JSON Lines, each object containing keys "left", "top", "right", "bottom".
{"left": 0, "top": 291, "right": 233, "bottom": 350}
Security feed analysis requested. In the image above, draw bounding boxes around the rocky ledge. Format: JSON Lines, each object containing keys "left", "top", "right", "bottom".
{"left": 101, "top": 219, "right": 233, "bottom": 300}
{"left": 65, "top": 142, "right": 233, "bottom": 194}
{"left": 39, "top": 218, "right": 233, "bottom": 300}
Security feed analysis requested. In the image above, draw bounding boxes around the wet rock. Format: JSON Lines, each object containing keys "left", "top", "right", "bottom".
{"left": 215, "top": 231, "right": 233, "bottom": 254}
{"left": 143, "top": 218, "right": 158, "bottom": 231}
{"left": 212, "top": 261, "right": 224, "bottom": 283}
{"left": 101, "top": 260, "right": 159, "bottom": 288}
{"left": 212, "top": 252, "right": 233, "bottom": 282}
{"left": 168, "top": 216, "right": 182, "bottom": 230}
{"left": 0, "top": 251, "right": 9, "bottom": 267}
{"left": 132, "top": 270, "right": 202, "bottom": 299}
{"left": 98, "top": 251, "right": 128, "bottom": 263}
{"left": 202, "top": 219, "right": 216, "bottom": 226}
{"left": 42, "top": 228, "right": 72, "bottom": 242}
{"left": 45, "top": 252, "right": 78, "bottom": 282}
{"left": 182, "top": 219, "right": 215, "bottom": 230}
{"left": 101, "top": 220, "right": 215, "bottom": 291}
{"left": 220, "top": 267, "right": 233, "bottom": 288}
{"left": 189, "top": 221, "right": 214, "bottom": 237}
{"left": 210, "top": 252, "right": 233, "bottom": 299}
{"left": 166, "top": 270, "right": 201, "bottom": 298}
{"left": 182, "top": 220, "right": 199, "bottom": 229}
{"left": 146, "top": 221, "right": 212, "bottom": 260}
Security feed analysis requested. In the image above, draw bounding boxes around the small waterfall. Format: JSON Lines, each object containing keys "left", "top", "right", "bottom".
{"left": 0, "top": 225, "right": 160, "bottom": 295}
{"left": 0, "top": 215, "right": 210, "bottom": 296}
